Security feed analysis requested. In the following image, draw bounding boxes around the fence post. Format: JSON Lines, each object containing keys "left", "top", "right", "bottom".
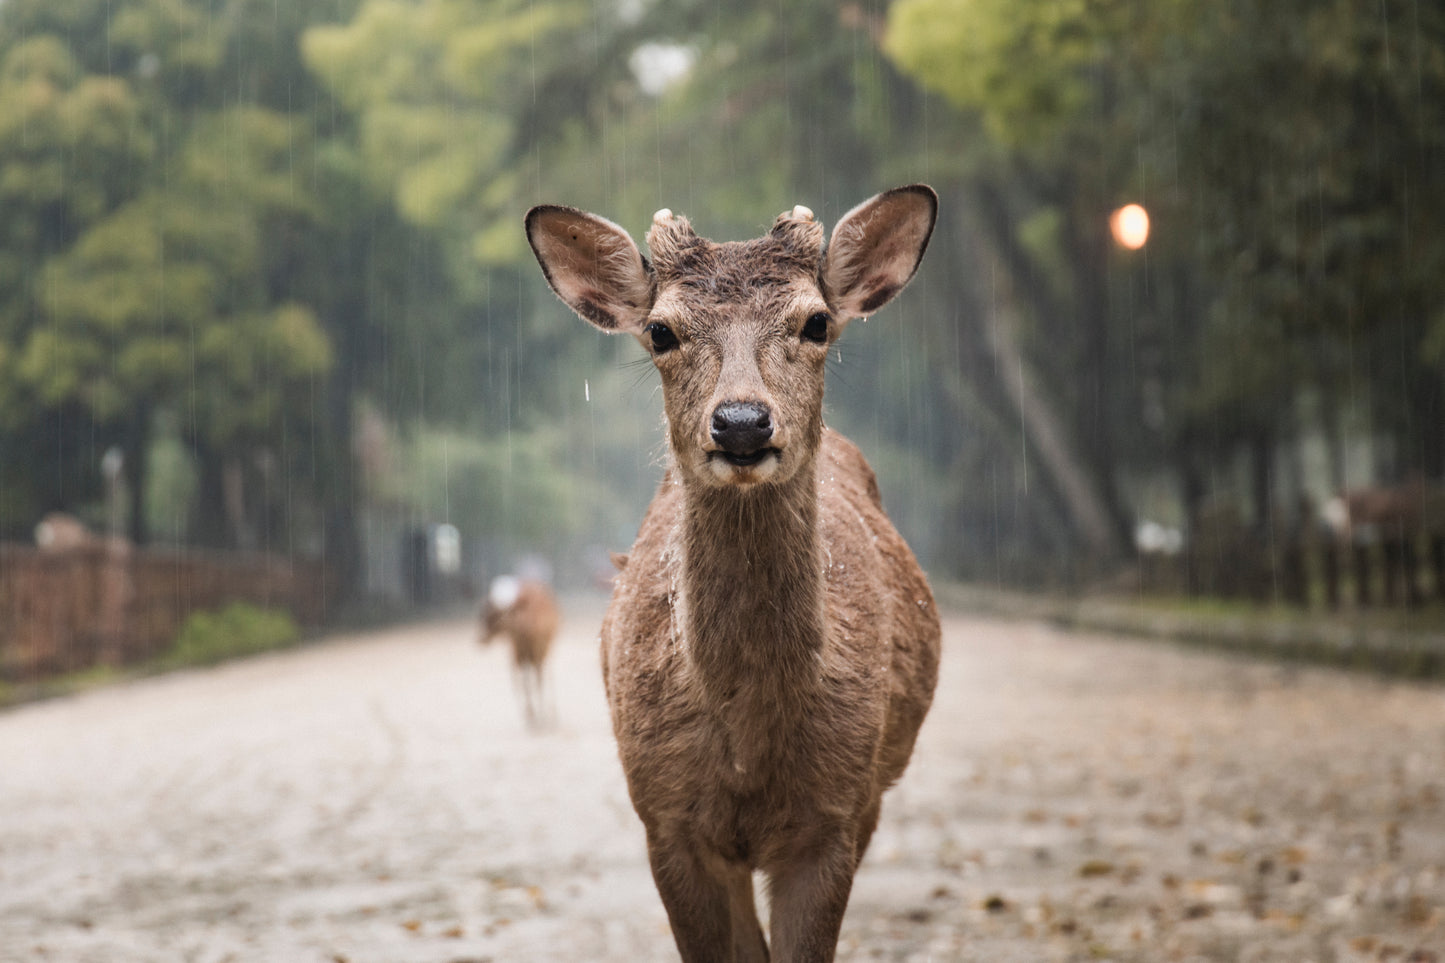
{"left": 1430, "top": 534, "right": 1445, "bottom": 602}
{"left": 1400, "top": 536, "right": 1421, "bottom": 608}
{"left": 1322, "top": 541, "right": 1340, "bottom": 609}
{"left": 1381, "top": 539, "right": 1402, "bottom": 606}
{"left": 97, "top": 539, "right": 133, "bottom": 665}
{"left": 1280, "top": 536, "right": 1308, "bottom": 607}
{"left": 1353, "top": 544, "right": 1373, "bottom": 607}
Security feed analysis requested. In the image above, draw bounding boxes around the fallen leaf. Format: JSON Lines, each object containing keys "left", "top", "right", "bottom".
{"left": 1262, "top": 910, "right": 1304, "bottom": 932}
{"left": 1404, "top": 895, "right": 1434, "bottom": 926}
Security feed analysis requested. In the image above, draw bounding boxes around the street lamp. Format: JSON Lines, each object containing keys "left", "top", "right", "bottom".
{"left": 1110, "top": 203, "right": 1150, "bottom": 250}
{"left": 101, "top": 446, "right": 124, "bottom": 540}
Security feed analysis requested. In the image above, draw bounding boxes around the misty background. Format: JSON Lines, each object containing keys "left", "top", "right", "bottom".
{"left": 1, "top": 0, "right": 1441, "bottom": 612}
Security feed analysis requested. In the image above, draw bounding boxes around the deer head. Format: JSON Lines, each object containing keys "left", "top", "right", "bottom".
{"left": 525, "top": 186, "right": 937, "bottom": 490}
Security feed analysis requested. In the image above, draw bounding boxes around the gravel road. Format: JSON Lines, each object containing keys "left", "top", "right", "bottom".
{"left": 1, "top": 601, "right": 1442, "bottom": 962}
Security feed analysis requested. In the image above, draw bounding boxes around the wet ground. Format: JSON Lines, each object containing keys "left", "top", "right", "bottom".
{"left": 1, "top": 600, "right": 1442, "bottom": 962}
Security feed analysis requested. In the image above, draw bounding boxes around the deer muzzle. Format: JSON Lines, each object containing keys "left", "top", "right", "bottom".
{"left": 709, "top": 401, "right": 777, "bottom": 467}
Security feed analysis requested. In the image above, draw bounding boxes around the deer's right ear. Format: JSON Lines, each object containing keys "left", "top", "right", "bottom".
{"left": 822, "top": 185, "right": 937, "bottom": 321}
{"left": 525, "top": 205, "right": 655, "bottom": 333}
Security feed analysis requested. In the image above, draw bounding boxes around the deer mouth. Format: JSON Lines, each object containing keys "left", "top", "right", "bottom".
{"left": 705, "top": 447, "right": 784, "bottom": 484}
{"left": 712, "top": 448, "right": 780, "bottom": 468}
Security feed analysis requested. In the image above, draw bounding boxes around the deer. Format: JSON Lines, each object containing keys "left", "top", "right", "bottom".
{"left": 34, "top": 512, "right": 99, "bottom": 552}
{"left": 479, "top": 574, "right": 561, "bottom": 728}
{"left": 525, "top": 185, "right": 942, "bottom": 962}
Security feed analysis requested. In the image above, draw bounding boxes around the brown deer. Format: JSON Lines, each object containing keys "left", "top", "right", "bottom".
{"left": 479, "top": 575, "right": 560, "bottom": 727}
{"left": 34, "top": 512, "right": 98, "bottom": 551}
{"left": 525, "top": 186, "right": 942, "bottom": 961}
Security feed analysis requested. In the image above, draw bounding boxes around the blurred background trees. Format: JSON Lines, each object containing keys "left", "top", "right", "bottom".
{"left": 1, "top": 0, "right": 1441, "bottom": 601}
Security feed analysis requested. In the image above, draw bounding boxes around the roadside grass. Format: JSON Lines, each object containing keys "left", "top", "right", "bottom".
{"left": 0, "top": 602, "right": 301, "bottom": 710}
{"left": 937, "top": 582, "right": 1445, "bottom": 680}
{"left": 155, "top": 603, "right": 300, "bottom": 670}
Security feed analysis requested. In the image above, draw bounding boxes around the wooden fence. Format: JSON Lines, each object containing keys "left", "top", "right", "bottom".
{"left": 1140, "top": 506, "right": 1445, "bottom": 610}
{"left": 0, "top": 542, "right": 332, "bottom": 681}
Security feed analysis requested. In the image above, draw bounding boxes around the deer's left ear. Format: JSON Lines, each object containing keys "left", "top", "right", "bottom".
{"left": 821, "top": 185, "right": 937, "bottom": 321}
{"left": 525, "top": 205, "right": 655, "bottom": 334}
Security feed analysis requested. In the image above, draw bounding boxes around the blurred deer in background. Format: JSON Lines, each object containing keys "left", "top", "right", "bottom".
{"left": 526, "top": 186, "right": 942, "bottom": 961}
{"left": 479, "top": 575, "right": 560, "bottom": 728}
{"left": 34, "top": 513, "right": 98, "bottom": 552}
{"left": 1324, "top": 478, "right": 1439, "bottom": 606}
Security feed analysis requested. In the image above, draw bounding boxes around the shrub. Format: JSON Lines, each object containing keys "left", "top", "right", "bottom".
{"left": 163, "top": 603, "right": 300, "bottom": 668}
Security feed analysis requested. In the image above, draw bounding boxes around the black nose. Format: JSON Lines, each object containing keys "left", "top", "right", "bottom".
{"left": 710, "top": 401, "right": 773, "bottom": 454}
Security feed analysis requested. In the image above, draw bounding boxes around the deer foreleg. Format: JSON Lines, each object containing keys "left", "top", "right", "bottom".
{"left": 645, "top": 830, "right": 757, "bottom": 963}
{"left": 765, "top": 838, "right": 857, "bottom": 963}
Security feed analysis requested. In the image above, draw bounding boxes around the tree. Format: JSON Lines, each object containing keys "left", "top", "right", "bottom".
{"left": 886, "top": 0, "right": 1173, "bottom": 556}
{"left": 888, "top": 0, "right": 1445, "bottom": 560}
{"left": 1169, "top": 0, "right": 1445, "bottom": 483}
{"left": 0, "top": 0, "right": 470, "bottom": 589}
{"left": 13, "top": 107, "right": 334, "bottom": 544}
{"left": 0, "top": 31, "right": 156, "bottom": 530}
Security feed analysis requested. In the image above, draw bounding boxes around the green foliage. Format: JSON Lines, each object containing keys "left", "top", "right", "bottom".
{"left": 883, "top": 0, "right": 1445, "bottom": 543}
{"left": 16, "top": 136, "right": 333, "bottom": 437}
{"left": 162, "top": 603, "right": 300, "bottom": 668}
{"left": 303, "top": 0, "right": 591, "bottom": 268}
{"left": 0, "top": 36, "right": 152, "bottom": 212}
{"left": 0, "top": 0, "right": 465, "bottom": 558}
{"left": 368, "top": 417, "right": 636, "bottom": 559}
{"left": 146, "top": 415, "right": 198, "bottom": 543}
{"left": 0, "top": 0, "right": 1440, "bottom": 583}
{"left": 887, "top": 0, "right": 1097, "bottom": 149}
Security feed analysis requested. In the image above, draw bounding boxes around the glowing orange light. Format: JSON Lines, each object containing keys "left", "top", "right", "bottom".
{"left": 1110, "top": 204, "right": 1150, "bottom": 250}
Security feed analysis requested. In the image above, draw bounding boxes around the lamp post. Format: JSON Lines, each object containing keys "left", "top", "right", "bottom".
{"left": 101, "top": 446, "right": 125, "bottom": 540}
{"left": 98, "top": 445, "right": 131, "bottom": 665}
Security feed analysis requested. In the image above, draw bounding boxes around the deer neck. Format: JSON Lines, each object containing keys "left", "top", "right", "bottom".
{"left": 676, "top": 458, "right": 826, "bottom": 690}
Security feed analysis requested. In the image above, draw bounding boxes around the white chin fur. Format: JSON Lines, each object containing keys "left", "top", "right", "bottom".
{"left": 705, "top": 452, "right": 781, "bottom": 485}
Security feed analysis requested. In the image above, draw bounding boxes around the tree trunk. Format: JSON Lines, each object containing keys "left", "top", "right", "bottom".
{"left": 124, "top": 404, "right": 152, "bottom": 546}
{"left": 1250, "top": 424, "right": 1275, "bottom": 538}
{"left": 321, "top": 351, "right": 362, "bottom": 607}
{"left": 190, "top": 445, "right": 230, "bottom": 549}
{"left": 1069, "top": 199, "right": 1139, "bottom": 552}
{"left": 978, "top": 253, "right": 1123, "bottom": 560}
{"left": 960, "top": 199, "right": 1126, "bottom": 560}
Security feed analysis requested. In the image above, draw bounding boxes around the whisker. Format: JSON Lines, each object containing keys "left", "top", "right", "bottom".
{"left": 825, "top": 352, "right": 854, "bottom": 389}
{"left": 622, "top": 357, "right": 659, "bottom": 391}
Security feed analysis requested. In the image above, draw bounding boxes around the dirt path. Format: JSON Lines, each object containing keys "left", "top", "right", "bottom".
{"left": 1, "top": 603, "right": 1442, "bottom": 962}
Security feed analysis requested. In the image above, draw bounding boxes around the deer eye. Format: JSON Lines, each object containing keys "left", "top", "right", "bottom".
{"left": 645, "top": 322, "right": 679, "bottom": 354}
{"left": 801, "top": 312, "right": 830, "bottom": 344}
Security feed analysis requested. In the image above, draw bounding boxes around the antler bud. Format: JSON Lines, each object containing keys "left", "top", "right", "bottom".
{"left": 769, "top": 204, "right": 825, "bottom": 258}
{"left": 646, "top": 208, "right": 699, "bottom": 269}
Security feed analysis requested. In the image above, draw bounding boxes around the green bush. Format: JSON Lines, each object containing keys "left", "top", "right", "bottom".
{"left": 162, "top": 603, "right": 300, "bottom": 668}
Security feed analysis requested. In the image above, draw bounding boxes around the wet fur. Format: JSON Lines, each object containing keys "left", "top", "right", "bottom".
{"left": 527, "top": 186, "right": 942, "bottom": 961}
